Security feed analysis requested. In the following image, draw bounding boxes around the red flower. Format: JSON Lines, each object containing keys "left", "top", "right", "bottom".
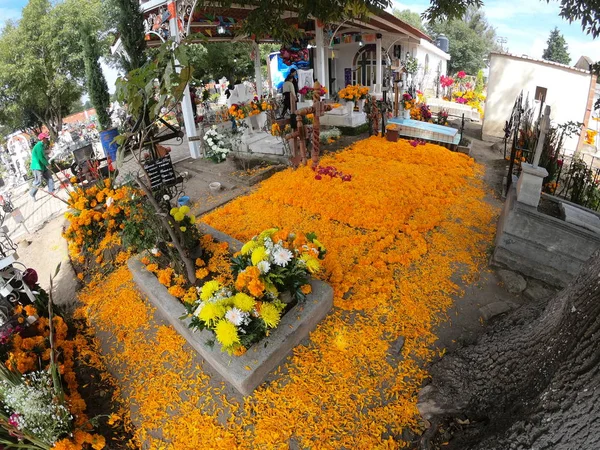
{"left": 457, "top": 71, "right": 466, "bottom": 79}
{"left": 315, "top": 175, "right": 322, "bottom": 180}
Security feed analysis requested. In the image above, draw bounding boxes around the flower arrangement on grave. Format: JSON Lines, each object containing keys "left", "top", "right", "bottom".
{"left": 411, "top": 103, "right": 433, "bottom": 122}
{"left": 440, "top": 75, "right": 454, "bottom": 88}
{"left": 585, "top": 129, "right": 598, "bottom": 146}
{"left": 202, "top": 126, "right": 231, "bottom": 163}
{"left": 228, "top": 103, "right": 252, "bottom": 121}
{"left": 402, "top": 93, "right": 415, "bottom": 111}
{"left": 186, "top": 228, "right": 326, "bottom": 354}
{"left": 320, "top": 127, "right": 341, "bottom": 144}
{"left": 64, "top": 179, "right": 140, "bottom": 268}
{"left": 452, "top": 90, "right": 486, "bottom": 117}
{"left": 0, "top": 293, "right": 107, "bottom": 449}
{"left": 299, "top": 86, "right": 327, "bottom": 97}
{"left": 249, "top": 97, "right": 272, "bottom": 116}
{"left": 169, "top": 205, "right": 201, "bottom": 250}
{"left": 436, "top": 109, "right": 449, "bottom": 126}
{"left": 338, "top": 85, "right": 369, "bottom": 102}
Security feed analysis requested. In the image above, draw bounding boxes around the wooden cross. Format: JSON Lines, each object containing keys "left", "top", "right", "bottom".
{"left": 279, "top": 81, "right": 332, "bottom": 168}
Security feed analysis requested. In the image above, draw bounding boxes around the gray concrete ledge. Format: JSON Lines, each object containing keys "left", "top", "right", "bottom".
{"left": 127, "top": 227, "right": 333, "bottom": 396}
{"left": 492, "top": 187, "right": 600, "bottom": 287}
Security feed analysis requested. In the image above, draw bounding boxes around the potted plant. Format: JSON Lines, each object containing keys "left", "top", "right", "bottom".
{"left": 386, "top": 123, "right": 400, "bottom": 142}
{"left": 81, "top": 27, "right": 118, "bottom": 163}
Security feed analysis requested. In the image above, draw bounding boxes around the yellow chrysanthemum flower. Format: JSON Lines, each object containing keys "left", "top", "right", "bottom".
{"left": 301, "top": 254, "right": 321, "bottom": 273}
{"left": 241, "top": 240, "right": 257, "bottom": 255}
{"left": 180, "top": 226, "right": 187, "bottom": 232}
{"left": 198, "top": 302, "right": 226, "bottom": 326}
{"left": 258, "top": 228, "right": 278, "bottom": 242}
{"left": 251, "top": 246, "right": 268, "bottom": 266}
{"left": 200, "top": 280, "right": 221, "bottom": 301}
{"left": 233, "top": 293, "right": 255, "bottom": 312}
{"left": 173, "top": 212, "right": 185, "bottom": 222}
{"left": 170, "top": 207, "right": 179, "bottom": 216}
{"left": 260, "top": 302, "right": 281, "bottom": 329}
{"left": 179, "top": 205, "right": 190, "bottom": 215}
{"left": 189, "top": 215, "right": 196, "bottom": 224}
{"left": 214, "top": 319, "right": 240, "bottom": 347}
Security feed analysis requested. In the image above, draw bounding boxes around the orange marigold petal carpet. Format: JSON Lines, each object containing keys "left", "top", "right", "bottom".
{"left": 79, "top": 137, "right": 497, "bottom": 449}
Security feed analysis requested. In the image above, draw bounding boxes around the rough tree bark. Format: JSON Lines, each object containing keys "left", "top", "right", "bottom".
{"left": 418, "top": 251, "right": 600, "bottom": 449}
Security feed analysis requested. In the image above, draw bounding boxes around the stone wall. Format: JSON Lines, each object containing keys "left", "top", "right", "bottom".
{"left": 492, "top": 189, "right": 600, "bottom": 287}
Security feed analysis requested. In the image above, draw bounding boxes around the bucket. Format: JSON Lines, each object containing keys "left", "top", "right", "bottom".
{"left": 99, "top": 128, "right": 120, "bottom": 162}
{"left": 177, "top": 196, "right": 190, "bottom": 207}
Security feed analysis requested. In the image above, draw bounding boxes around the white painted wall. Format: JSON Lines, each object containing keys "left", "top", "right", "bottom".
{"left": 482, "top": 53, "right": 593, "bottom": 154}
{"left": 330, "top": 36, "right": 449, "bottom": 96}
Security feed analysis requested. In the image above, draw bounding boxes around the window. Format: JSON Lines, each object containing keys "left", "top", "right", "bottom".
{"left": 352, "top": 44, "right": 387, "bottom": 87}
{"left": 535, "top": 86, "right": 547, "bottom": 103}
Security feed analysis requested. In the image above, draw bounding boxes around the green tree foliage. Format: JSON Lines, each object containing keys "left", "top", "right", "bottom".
{"left": 542, "top": 27, "right": 571, "bottom": 65}
{"left": 188, "top": 43, "right": 255, "bottom": 82}
{"left": 108, "top": 0, "right": 147, "bottom": 71}
{"left": 392, "top": 9, "right": 426, "bottom": 31}
{"left": 426, "top": 7, "right": 497, "bottom": 74}
{"left": 0, "top": 0, "right": 104, "bottom": 139}
{"left": 82, "top": 27, "right": 112, "bottom": 130}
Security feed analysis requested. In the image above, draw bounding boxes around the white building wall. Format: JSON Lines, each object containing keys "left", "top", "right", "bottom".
{"left": 330, "top": 36, "right": 449, "bottom": 96}
{"left": 482, "top": 53, "right": 592, "bottom": 154}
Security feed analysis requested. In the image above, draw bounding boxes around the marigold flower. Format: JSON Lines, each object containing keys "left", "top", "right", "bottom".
{"left": 300, "top": 284, "right": 312, "bottom": 295}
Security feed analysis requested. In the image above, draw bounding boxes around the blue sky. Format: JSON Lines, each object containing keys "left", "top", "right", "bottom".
{"left": 0, "top": 0, "right": 26, "bottom": 25}
{"left": 393, "top": 0, "right": 600, "bottom": 62}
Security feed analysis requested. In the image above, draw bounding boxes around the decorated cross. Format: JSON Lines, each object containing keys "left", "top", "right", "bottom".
{"left": 274, "top": 82, "right": 333, "bottom": 168}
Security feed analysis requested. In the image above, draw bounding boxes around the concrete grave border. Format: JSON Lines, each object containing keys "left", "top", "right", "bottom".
{"left": 127, "top": 224, "right": 333, "bottom": 396}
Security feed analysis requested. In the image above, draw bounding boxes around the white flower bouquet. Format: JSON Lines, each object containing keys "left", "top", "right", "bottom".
{"left": 202, "top": 126, "right": 231, "bottom": 163}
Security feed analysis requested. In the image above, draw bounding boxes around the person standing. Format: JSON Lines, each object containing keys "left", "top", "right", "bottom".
{"left": 29, "top": 133, "right": 54, "bottom": 201}
{"left": 281, "top": 73, "right": 297, "bottom": 118}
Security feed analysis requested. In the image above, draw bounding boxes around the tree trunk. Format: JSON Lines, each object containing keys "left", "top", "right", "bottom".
{"left": 418, "top": 251, "right": 600, "bottom": 449}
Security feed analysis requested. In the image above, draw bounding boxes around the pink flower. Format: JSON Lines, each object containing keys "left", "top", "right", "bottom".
{"left": 465, "top": 82, "right": 473, "bottom": 89}
{"left": 315, "top": 175, "right": 322, "bottom": 180}
{"left": 457, "top": 71, "right": 466, "bottom": 79}
{"left": 410, "top": 140, "right": 418, "bottom": 147}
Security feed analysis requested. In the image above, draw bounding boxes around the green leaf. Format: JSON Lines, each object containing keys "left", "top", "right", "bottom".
{"left": 54, "top": 262, "right": 62, "bottom": 278}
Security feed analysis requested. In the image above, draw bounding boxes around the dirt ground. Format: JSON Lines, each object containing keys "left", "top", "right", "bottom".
{"left": 15, "top": 217, "right": 79, "bottom": 309}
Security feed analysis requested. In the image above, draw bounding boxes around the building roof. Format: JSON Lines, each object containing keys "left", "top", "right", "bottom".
{"left": 490, "top": 51, "right": 591, "bottom": 75}
{"left": 139, "top": 1, "right": 433, "bottom": 45}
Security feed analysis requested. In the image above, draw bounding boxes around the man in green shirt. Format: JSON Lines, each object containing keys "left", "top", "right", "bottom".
{"left": 29, "top": 133, "right": 54, "bottom": 201}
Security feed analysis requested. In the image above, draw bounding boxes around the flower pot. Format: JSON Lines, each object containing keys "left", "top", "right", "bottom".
{"left": 403, "top": 109, "right": 411, "bottom": 120}
{"left": 345, "top": 101, "right": 355, "bottom": 115}
{"left": 209, "top": 181, "right": 222, "bottom": 193}
{"left": 305, "top": 99, "right": 314, "bottom": 107}
{"left": 357, "top": 99, "right": 365, "bottom": 113}
{"left": 386, "top": 129, "right": 399, "bottom": 142}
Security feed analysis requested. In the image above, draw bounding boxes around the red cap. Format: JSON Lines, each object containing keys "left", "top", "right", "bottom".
{"left": 38, "top": 133, "right": 49, "bottom": 140}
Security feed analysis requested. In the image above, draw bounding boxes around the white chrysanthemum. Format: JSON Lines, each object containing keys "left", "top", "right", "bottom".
{"left": 257, "top": 260, "right": 271, "bottom": 274}
{"left": 105, "top": 197, "right": 114, "bottom": 207}
{"left": 150, "top": 248, "right": 159, "bottom": 255}
{"left": 272, "top": 247, "right": 293, "bottom": 267}
{"left": 225, "top": 307, "right": 247, "bottom": 326}
{"left": 193, "top": 302, "right": 205, "bottom": 317}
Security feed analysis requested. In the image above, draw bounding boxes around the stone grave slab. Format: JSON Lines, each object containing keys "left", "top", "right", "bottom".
{"left": 127, "top": 225, "right": 333, "bottom": 396}
{"left": 320, "top": 111, "right": 367, "bottom": 128}
{"left": 560, "top": 202, "right": 600, "bottom": 234}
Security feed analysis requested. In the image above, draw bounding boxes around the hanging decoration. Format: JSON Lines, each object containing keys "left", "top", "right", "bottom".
{"left": 279, "top": 40, "right": 310, "bottom": 66}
